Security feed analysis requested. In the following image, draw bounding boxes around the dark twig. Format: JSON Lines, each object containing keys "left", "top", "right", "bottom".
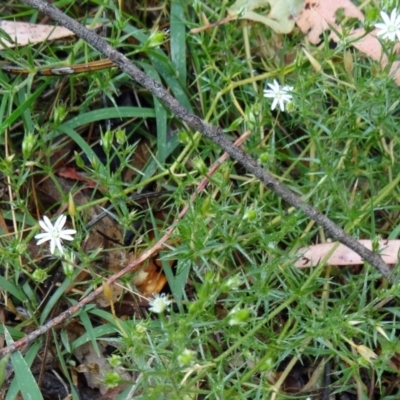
{"left": 0, "top": 132, "right": 251, "bottom": 358}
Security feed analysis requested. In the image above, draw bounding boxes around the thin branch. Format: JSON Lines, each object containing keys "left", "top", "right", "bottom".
{"left": 0, "top": 132, "right": 251, "bottom": 358}
{"left": 18, "top": 0, "right": 392, "bottom": 279}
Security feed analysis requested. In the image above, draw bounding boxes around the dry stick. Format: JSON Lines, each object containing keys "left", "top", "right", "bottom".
{"left": 0, "top": 132, "right": 250, "bottom": 358}
{"left": 18, "top": 0, "right": 393, "bottom": 280}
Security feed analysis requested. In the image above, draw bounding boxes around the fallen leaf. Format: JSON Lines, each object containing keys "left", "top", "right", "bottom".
{"left": 296, "top": 0, "right": 400, "bottom": 84}
{"left": 0, "top": 21, "right": 101, "bottom": 50}
{"left": 295, "top": 239, "right": 400, "bottom": 268}
{"left": 228, "top": 0, "right": 305, "bottom": 33}
{"left": 295, "top": 0, "right": 364, "bottom": 44}
{"left": 58, "top": 167, "right": 103, "bottom": 190}
{"left": 74, "top": 340, "right": 132, "bottom": 394}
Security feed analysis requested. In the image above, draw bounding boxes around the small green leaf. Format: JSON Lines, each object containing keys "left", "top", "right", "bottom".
{"left": 4, "top": 326, "right": 44, "bottom": 400}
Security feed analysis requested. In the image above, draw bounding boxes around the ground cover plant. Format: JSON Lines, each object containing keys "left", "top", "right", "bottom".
{"left": 1, "top": 0, "right": 400, "bottom": 399}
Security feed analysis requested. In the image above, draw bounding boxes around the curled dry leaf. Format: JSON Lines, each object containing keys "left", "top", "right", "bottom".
{"left": 296, "top": 0, "right": 400, "bottom": 85}
{"left": 228, "top": 0, "right": 305, "bottom": 33}
{"left": 74, "top": 340, "right": 132, "bottom": 395}
{"left": 295, "top": 239, "right": 400, "bottom": 268}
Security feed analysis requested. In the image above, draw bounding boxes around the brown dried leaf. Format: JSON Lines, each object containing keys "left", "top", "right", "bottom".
{"left": 0, "top": 21, "right": 75, "bottom": 50}
{"left": 296, "top": 0, "right": 400, "bottom": 84}
{"left": 296, "top": 0, "right": 364, "bottom": 44}
{"left": 132, "top": 257, "right": 167, "bottom": 296}
{"left": 74, "top": 341, "right": 132, "bottom": 395}
{"left": 295, "top": 239, "right": 400, "bottom": 268}
{"left": 0, "top": 21, "right": 101, "bottom": 50}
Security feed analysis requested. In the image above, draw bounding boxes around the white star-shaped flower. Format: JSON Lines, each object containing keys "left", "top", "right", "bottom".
{"left": 375, "top": 9, "right": 400, "bottom": 42}
{"left": 148, "top": 293, "right": 171, "bottom": 313}
{"left": 263, "top": 79, "right": 293, "bottom": 112}
{"left": 35, "top": 214, "right": 76, "bottom": 255}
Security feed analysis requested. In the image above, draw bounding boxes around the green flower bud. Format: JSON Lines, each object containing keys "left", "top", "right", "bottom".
{"left": 63, "top": 263, "right": 74, "bottom": 279}
{"left": 192, "top": 157, "right": 207, "bottom": 174}
{"left": 103, "top": 371, "right": 122, "bottom": 388}
{"left": 178, "top": 131, "right": 191, "bottom": 145}
{"left": 229, "top": 306, "right": 251, "bottom": 326}
{"left": 32, "top": 268, "right": 49, "bottom": 283}
{"left": 193, "top": 0, "right": 202, "bottom": 13}
{"left": 136, "top": 323, "right": 147, "bottom": 334}
{"left": 101, "top": 129, "right": 113, "bottom": 154}
{"left": 91, "top": 156, "right": 99, "bottom": 170}
{"left": 74, "top": 151, "right": 85, "bottom": 169}
{"left": 147, "top": 30, "right": 165, "bottom": 48}
{"left": 54, "top": 104, "right": 68, "bottom": 124}
{"left": 15, "top": 242, "right": 27, "bottom": 255}
{"left": 115, "top": 128, "right": 126, "bottom": 145}
{"left": 259, "top": 153, "right": 269, "bottom": 164}
{"left": 109, "top": 354, "right": 123, "bottom": 367}
{"left": 244, "top": 209, "right": 257, "bottom": 221}
{"left": 177, "top": 349, "right": 196, "bottom": 367}
{"left": 22, "top": 132, "right": 37, "bottom": 158}
{"left": 245, "top": 108, "right": 257, "bottom": 131}
{"left": 201, "top": 197, "right": 211, "bottom": 216}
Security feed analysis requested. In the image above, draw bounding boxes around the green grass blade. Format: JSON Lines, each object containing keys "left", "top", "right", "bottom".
{"left": 170, "top": 1, "right": 187, "bottom": 84}
{"left": 143, "top": 64, "right": 168, "bottom": 164}
{"left": 4, "top": 326, "right": 43, "bottom": 400}
{"left": 79, "top": 308, "right": 100, "bottom": 356}
{"left": 0, "top": 354, "right": 10, "bottom": 388}
{"left": 0, "top": 275, "right": 26, "bottom": 303}
{"left": 0, "top": 81, "right": 47, "bottom": 135}
{"left": 59, "top": 107, "right": 156, "bottom": 130}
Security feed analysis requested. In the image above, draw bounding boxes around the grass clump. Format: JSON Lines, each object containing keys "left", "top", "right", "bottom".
{"left": 1, "top": 0, "right": 400, "bottom": 399}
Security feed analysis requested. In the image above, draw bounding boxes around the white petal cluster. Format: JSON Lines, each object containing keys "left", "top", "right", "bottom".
{"left": 375, "top": 9, "right": 400, "bottom": 42}
{"left": 263, "top": 79, "right": 293, "bottom": 112}
{"left": 148, "top": 293, "right": 171, "bottom": 313}
{"left": 35, "top": 214, "right": 76, "bottom": 255}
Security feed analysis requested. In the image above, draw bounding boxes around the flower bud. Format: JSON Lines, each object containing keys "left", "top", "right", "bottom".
{"left": 53, "top": 104, "right": 68, "bottom": 124}
{"left": 108, "top": 354, "right": 123, "bottom": 367}
{"left": 192, "top": 157, "right": 207, "bottom": 175}
{"left": 147, "top": 30, "right": 165, "bottom": 48}
{"left": 115, "top": 128, "right": 126, "bottom": 145}
{"left": 201, "top": 197, "right": 211, "bottom": 216}
{"left": 259, "top": 153, "right": 269, "bottom": 164}
{"left": 229, "top": 306, "right": 251, "bottom": 326}
{"left": 104, "top": 371, "right": 122, "bottom": 388}
{"left": 244, "top": 209, "right": 257, "bottom": 221}
{"left": 22, "top": 132, "right": 37, "bottom": 158}
{"left": 178, "top": 131, "right": 191, "bottom": 145}
{"left": 178, "top": 349, "right": 196, "bottom": 367}
{"left": 63, "top": 262, "right": 74, "bottom": 279}
{"left": 74, "top": 151, "right": 85, "bottom": 169}
{"left": 68, "top": 192, "right": 76, "bottom": 219}
{"left": 32, "top": 268, "right": 49, "bottom": 283}
{"left": 101, "top": 129, "right": 113, "bottom": 154}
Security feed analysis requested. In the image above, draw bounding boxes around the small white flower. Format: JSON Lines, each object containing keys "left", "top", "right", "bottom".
{"left": 375, "top": 9, "right": 400, "bottom": 42}
{"left": 35, "top": 214, "right": 76, "bottom": 255}
{"left": 263, "top": 79, "right": 293, "bottom": 112}
{"left": 148, "top": 293, "right": 171, "bottom": 313}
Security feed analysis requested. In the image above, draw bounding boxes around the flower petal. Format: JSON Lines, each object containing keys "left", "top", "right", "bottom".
{"left": 36, "top": 236, "right": 51, "bottom": 245}
{"left": 59, "top": 234, "right": 75, "bottom": 242}
{"left": 39, "top": 216, "right": 53, "bottom": 232}
{"left": 61, "top": 229, "right": 77, "bottom": 236}
{"left": 55, "top": 239, "right": 64, "bottom": 254}
{"left": 381, "top": 10, "right": 391, "bottom": 25}
{"left": 49, "top": 238, "right": 56, "bottom": 254}
{"left": 54, "top": 214, "right": 67, "bottom": 230}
